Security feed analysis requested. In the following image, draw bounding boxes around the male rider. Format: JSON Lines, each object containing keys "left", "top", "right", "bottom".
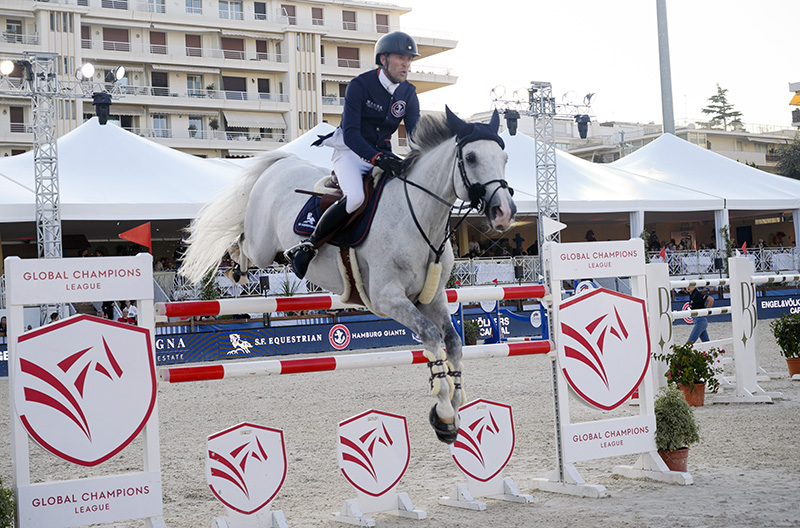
{"left": 285, "top": 31, "right": 421, "bottom": 279}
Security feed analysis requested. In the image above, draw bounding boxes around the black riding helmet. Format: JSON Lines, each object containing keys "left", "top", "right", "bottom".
{"left": 374, "top": 31, "right": 420, "bottom": 66}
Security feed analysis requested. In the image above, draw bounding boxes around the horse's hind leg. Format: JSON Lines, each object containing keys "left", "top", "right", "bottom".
{"left": 225, "top": 238, "right": 251, "bottom": 285}
{"left": 371, "top": 285, "right": 459, "bottom": 443}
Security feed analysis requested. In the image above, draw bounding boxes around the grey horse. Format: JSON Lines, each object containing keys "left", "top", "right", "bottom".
{"left": 179, "top": 108, "right": 516, "bottom": 442}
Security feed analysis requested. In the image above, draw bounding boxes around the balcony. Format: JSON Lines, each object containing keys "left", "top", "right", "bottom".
{"left": 322, "top": 96, "right": 344, "bottom": 106}
{"left": 118, "top": 84, "right": 289, "bottom": 104}
{"left": 2, "top": 32, "right": 40, "bottom": 46}
{"left": 82, "top": 40, "right": 288, "bottom": 65}
{"left": 131, "top": 127, "right": 287, "bottom": 143}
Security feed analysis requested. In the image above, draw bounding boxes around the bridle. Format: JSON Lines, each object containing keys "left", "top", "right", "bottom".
{"left": 395, "top": 138, "right": 514, "bottom": 264}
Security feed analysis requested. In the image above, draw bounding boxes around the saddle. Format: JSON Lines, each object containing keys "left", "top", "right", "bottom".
{"left": 292, "top": 170, "right": 390, "bottom": 307}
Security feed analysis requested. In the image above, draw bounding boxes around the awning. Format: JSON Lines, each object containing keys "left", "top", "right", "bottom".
{"left": 152, "top": 64, "right": 220, "bottom": 74}
{"left": 227, "top": 150, "right": 259, "bottom": 157}
{"left": 152, "top": 108, "right": 220, "bottom": 116}
{"left": 223, "top": 111, "right": 286, "bottom": 129}
{"left": 322, "top": 76, "right": 350, "bottom": 83}
{"left": 790, "top": 93, "right": 800, "bottom": 106}
{"left": 221, "top": 30, "right": 283, "bottom": 40}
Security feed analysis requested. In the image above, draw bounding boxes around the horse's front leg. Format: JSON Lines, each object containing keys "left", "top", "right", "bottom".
{"left": 371, "top": 285, "right": 458, "bottom": 444}
{"left": 418, "top": 295, "right": 464, "bottom": 427}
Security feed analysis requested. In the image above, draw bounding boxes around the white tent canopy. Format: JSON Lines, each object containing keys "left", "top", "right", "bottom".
{"left": 0, "top": 118, "right": 239, "bottom": 221}
{"left": 501, "top": 130, "right": 725, "bottom": 214}
{"left": 612, "top": 133, "right": 800, "bottom": 210}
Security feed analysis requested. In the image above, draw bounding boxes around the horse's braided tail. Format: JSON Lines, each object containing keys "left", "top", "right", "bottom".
{"left": 179, "top": 151, "right": 295, "bottom": 285}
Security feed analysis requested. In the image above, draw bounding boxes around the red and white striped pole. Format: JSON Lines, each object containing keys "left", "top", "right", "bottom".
{"left": 155, "top": 284, "right": 548, "bottom": 319}
{"left": 159, "top": 340, "right": 552, "bottom": 383}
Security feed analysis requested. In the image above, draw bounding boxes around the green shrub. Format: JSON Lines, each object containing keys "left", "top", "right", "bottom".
{"left": 770, "top": 313, "right": 800, "bottom": 359}
{"left": 463, "top": 319, "right": 480, "bottom": 345}
{"left": 0, "top": 477, "right": 14, "bottom": 528}
{"left": 654, "top": 385, "right": 700, "bottom": 451}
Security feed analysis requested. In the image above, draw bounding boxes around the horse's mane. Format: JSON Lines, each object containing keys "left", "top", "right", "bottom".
{"left": 404, "top": 113, "right": 455, "bottom": 171}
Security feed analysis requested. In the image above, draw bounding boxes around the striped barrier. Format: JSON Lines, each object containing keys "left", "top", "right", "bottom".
{"left": 155, "top": 284, "right": 548, "bottom": 318}
{"left": 159, "top": 340, "right": 552, "bottom": 383}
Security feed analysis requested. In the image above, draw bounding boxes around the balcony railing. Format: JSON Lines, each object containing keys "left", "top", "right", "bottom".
{"left": 3, "top": 123, "right": 32, "bottom": 134}
{"left": 322, "top": 96, "right": 344, "bottom": 106}
{"left": 82, "top": 40, "right": 288, "bottom": 63}
{"left": 131, "top": 127, "right": 287, "bottom": 142}
{"left": 135, "top": 0, "right": 165, "bottom": 13}
{"left": 3, "top": 32, "right": 40, "bottom": 46}
{"left": 118, "top": 84, "right": 289, "bottom": 102}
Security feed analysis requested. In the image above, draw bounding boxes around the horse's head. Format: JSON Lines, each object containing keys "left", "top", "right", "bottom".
{"left": 445, "top": 106, "right": 516, "bottom": 232}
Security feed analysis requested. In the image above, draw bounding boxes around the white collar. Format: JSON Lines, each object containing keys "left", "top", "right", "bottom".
{"left": 378, "top": 68, "right": 399, "bottom": 95}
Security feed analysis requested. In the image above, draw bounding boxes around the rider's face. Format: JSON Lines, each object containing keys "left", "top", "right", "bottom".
{"left": 381, "top": 53, "right": 413, "bottom": 84}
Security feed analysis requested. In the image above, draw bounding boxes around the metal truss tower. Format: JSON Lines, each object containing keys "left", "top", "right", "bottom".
{"left": 529, "top": 81, "right": 560, "bottom": 252}
{"left": 28, "top": 53, "right": 63, "bottom": 260}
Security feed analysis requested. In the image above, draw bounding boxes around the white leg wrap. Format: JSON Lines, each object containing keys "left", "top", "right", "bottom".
{"left": 423, "top": 349, "right": 448, "bottom": 397}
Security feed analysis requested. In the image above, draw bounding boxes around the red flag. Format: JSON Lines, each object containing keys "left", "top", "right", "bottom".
{"left": 659, "top": 247, "right": 666, "bottom": 261}
{"left": 492, "top": 278, "right": 498, "bottom": 285}
{"left": 742, "top": 241, "right": 747, "bottom": 256}
{"left": 119, "top": 222, "right": 151, "bottom": 253}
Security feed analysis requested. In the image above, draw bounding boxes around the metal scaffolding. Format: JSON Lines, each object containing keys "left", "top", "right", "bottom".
{"left": 529, "top": 81, "right": 560, "bottom": 251}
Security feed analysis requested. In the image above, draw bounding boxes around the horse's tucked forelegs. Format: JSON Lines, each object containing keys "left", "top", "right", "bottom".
{"left": 442, "top": 322, "right": 465, "bottom": 413}
{"left": 225, "top": 242, "right": 251, "bottom": 285}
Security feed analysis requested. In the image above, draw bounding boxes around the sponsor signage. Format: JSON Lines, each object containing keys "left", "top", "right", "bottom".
{"left": 549, "top": 239, "right": 645, "bottom": 280}
{"left": 558, "top": 288, "right": 650, "bottom": 411}
{"left": 16, "top": 471, "right": 162, "bottom": 528}
{"left": 563, "top": 415, "right": 656, "bottom": 463}
{"left": 206, "top": 423, "right": 287, "bottom": 515}
{"left": 5, "top": 254, "right": 152, "bottom": 305}
{"left": 14, "top": 315, "right": 156, "bottom": 466}
{"left": 337, "top": 410, "right": 411, "bottom": 497}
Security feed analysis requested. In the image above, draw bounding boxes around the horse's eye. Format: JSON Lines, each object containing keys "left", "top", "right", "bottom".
{"left": 465, "top": 152, "right": 476, "bottom": 164}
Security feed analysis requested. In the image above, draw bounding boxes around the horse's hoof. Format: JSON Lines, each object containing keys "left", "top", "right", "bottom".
{"left": 429, "top": 405, "right": 459, "bottom": 444}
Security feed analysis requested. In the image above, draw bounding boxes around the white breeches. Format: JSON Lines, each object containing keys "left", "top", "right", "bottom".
{"left": 331, "top": 147, "right": 372, "bottom": 213}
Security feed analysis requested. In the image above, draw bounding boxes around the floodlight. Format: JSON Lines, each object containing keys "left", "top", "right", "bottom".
{"left": 584, "top": 93, "right": 595, "bottom": 105}
{"left": 80, "top": 62, "right": 95, "bottom": 79}
{"left": 0, "top": 60, "right": 14, "bottom": 76}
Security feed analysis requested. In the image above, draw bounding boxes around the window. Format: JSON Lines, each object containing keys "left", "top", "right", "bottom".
{"left": 221, "top": 37, "right": 244, "bottom": 59}
{"left": 153, "top": 114, "right": 168, "bottom": 138}
{"left": 150, "top": 31, "right": 166, "bottom": 54}
{"left": 257, "top": 78, "right": 270, "bottom": 99}
{"left": 337, "top": 46, "right": 359, "bottom": 68}
{"left": 185, "top": 0, "right": 201, "bottom": 14}
{"left": 81, "top": 26, "right": 90, "bottom": 49}
{"left": 342, "top": 10, "right": 356, "bottom": 30}
{"left": 187, "top": 74, "right": 203, "bottom": 97}
{"left": 188, "top": 116, "right": 202, "bottom": 138}
{"left": 376, "top": 14, "right": 388, "bottom": 33}
{"left": 146, "top": 0, "right": 166, "bottom": 13}
{"left": 151, "top": 71, "right": 169, "bottom": 96}
{"left": 6, "top": 20, "right": 22, "bottom": 43}
{"left": 185, "top": 34, "right": 201, "bottom": 57}
{"left": 275, "top": 42, "right": 282, "bottom": 61}
{"left": 254, "top": 2, "right": 266, "bottom": 20}
{"left": 102, "top": 27, "right": 130, "bottom": 51}
{"left": 222, "top": 76, "right": 246, "bottom": 100}
{"left": 101, "top": 0, "right": 128, "bottom": 9}
{"left": 256, "top": 40, "right": 269, "bottom": 60}
{"left": 281, "top": 4, "right": 296, "bottom": 24}
{"left": 9, "top": 107, "right": 25, "bottom": 133}
{"left": 312, "top": 7, "right": 323, "bottom": 25}
{"left": 219, "top": 0, "right": 243, "bottom": 20}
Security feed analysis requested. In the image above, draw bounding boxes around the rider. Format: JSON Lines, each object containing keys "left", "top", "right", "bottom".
{"left": 285, "top": 31, "right": 421, "bottom": 279}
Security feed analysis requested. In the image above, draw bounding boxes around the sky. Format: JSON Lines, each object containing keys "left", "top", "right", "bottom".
{"left": 398, "top": 0, "right": 796, "bottom": 129}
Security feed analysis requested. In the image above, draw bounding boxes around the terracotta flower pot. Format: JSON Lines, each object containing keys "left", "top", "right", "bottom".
{"left": 679, "top": 383, "right": 705, "bottom": 407}
{"left": 787, "top": 358, "right": 800, "bottom": 377}
{"left": 659, "top": 447, "right": 689, "bottom": 472}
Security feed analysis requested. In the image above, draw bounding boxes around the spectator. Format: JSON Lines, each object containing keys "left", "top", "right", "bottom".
{"left": 125, "top": 300, "right": 138, "bottom": 322}
{"left": 102, "top": 301, "right": 115, "bottom": 320}
{"left": 0, "top": 316, "right": 6, "bottom": 335}
{"left": 118, "top": 308, "right": 134, "bottom": 324}
{"left": 174, "top": 239, "right": 187, "bottom": 269}
{"left": 585, "top": 230, "right": 597, "bottom": 242}
{"left": 686, "top": 285, "right": 714, "bottom": 344}
{"left": 49, "top": 312, "right": 59, "bottom": 324}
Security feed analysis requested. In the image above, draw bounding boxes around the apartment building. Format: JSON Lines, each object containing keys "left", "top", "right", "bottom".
{"left": 0, "top": 0, "right": 456, "bottom": 158}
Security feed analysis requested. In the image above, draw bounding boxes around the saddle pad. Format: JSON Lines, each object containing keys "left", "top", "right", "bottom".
{"left": 293, "top": 174, "right": 390, "bottom": 248}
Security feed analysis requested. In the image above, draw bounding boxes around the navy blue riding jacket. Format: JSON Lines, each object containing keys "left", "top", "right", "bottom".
{"left": 341, "top": 69, "right": 420, "bottom": 164}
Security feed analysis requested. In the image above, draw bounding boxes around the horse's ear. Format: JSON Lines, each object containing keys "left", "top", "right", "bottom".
{"left": 489, "top": 109, "right": 500, "bottom": 133}
{"left": 445, "top": 105, "right": 468, "bottom": 135}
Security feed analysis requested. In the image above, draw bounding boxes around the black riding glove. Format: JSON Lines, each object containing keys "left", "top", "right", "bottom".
{"left": 373, "top": 153, "right": 402, "bottom": 175}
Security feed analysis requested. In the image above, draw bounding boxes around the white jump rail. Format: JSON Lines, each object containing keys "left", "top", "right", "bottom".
{"left": 159, "top": 341, "right": 552, "bottom": 383}
{"left": 155, "top": 284, "right": 549, "bottom": 318}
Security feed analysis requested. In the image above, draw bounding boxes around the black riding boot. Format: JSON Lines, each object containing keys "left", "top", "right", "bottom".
{"left": 285, "top": 197, "right": 350, "bottom": 279}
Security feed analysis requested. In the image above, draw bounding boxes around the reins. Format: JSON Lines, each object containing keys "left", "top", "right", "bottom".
{"left": 394, "top": 139, "right": 513, "bottom": 264}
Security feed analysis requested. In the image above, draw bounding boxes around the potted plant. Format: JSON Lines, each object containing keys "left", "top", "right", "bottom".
{"left": 653, "top": 342, "right": 723, "bottom": 406}
{"left": 769, "top": 313, "right": 800, "bottom": 376}
{"left": 208, "top": 117, "right": 219, "bottom": 131}
{"left": 187, "top": 123, "right": 197, "bottom": 138}
{"left": 463, "top": 319, "right": 480, "bottom": 346}
{"left": 654, "top": 385, "right": 700, "bottom": 472}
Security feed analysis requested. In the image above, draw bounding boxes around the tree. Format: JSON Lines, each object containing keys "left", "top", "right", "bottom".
{"left": 776, "top": 136, "right": 800, "bottom": 180}
{"left": 700, "top": 84, "right": 743, "bottom": 130}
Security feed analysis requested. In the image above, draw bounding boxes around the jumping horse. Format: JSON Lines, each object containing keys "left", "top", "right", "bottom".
{"left": 179, "top": 107, "right": 516, "bottom": 443}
